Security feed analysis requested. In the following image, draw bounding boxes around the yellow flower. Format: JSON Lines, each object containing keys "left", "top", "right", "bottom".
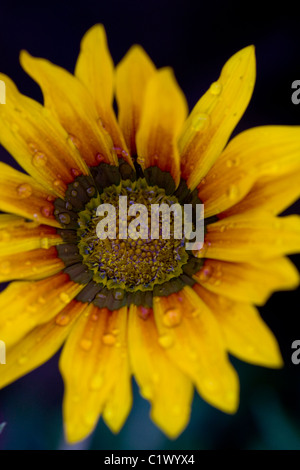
{"left": 0, "top": 24, "right": 300, "bottom": 444}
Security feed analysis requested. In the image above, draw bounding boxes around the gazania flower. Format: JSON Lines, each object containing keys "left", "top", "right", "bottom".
{"left": 0, "top": 24, "right": 300, "bottom": 444}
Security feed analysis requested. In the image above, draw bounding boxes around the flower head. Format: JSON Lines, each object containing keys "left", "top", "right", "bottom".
{"left": 0, "top": 24, "right": 300, "bottom": 443}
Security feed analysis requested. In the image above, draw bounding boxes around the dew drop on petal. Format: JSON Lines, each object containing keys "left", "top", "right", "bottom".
{"left": 58, "top": 213, "right": 71, "bottom": 225}
{"left": 32, "top": 152, "right": 48, "bottom": 167}
{"left": 59, "top": 292, "right": 70, "bottom": 304}
{"left": 96, "top": 153, "right": 106, "bottom": 163}
{"left": 55, "top": 313, "right": 71, "bottom": 326}
{"left": 102, "top": 333, "right": 116, "bottom": 346}
{"left": 198, "top": 265, "right": 213, "bottom": 282}
{"left": 0, "top": 261, "right": 11, "bottom": 274}
{"left": 40, "top": 237, "right": 49, "bottom": 249}
{"left": 16, "top": 183, "right": 33, "bottom": 199}
{"left": 18, "top": 355, "right": 28, "bottom": 365}
{"left": 226, "top": 184, "right": 239, "bottom": 200}
{"left": 70, "top": 168, "right": 80, "bottom": 178}
{"left": 41, "top": 205, "right": 53, "bottom": 218}
{"left": 138, "top": 306, "right": 151, "bottom": 320}
{"left": 162, "top": 308, "right": 182, "bottom": 327}
{"left": 191, "top": 113, "right": 210, "bottom": 132}
{"left": 209, "top": 81, "right": 222, "bottom": 96}
{"left": 89, "top": 374, "right": 104, "bottom": 390}
{"left": 80, "top": 338, "right": 92, "bottom": 351}
{"left": 158, "top": 334, "right": 174, "bottom": 348}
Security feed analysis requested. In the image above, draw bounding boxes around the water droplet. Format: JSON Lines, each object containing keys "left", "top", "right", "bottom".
{"left": 138, "top": 306, "right": 152, "bottom": 320}
{"left": 203, "top": 377, "right": 219, "bottom": 391}
{"left": 113, "top": 289, "right": 124, "bottom": 301}
{"left": 0, "top": 261, "right": 11, "bottom": 274}
{"left": 40, "top": 237, "right": 49, "bottom": 249}
{"left": 46, "top": 195, "right": 55, "bottom": 203}
{"left": 41, "top": 205, "right": 53, "bottom": 218}
{"left": 68, "top": 134, "right": 81, "bottom": 149}
{"left": 58, "top": 213, "right": 71, "bottom": 225}
{"left": 86, "top": 186, "right": 96, "bottom": 197}
{"left": 191, "top": 113, "right": 209, "bottom": 132}
{"left": 89, "top": 374, "right": 103, "bottom": 390}
{"left": 198, "top": 265, "right": 213, "bottom": 282}
{"left": 53, "top": 179, "right": 67, "bottom": 191}
{"left": 32, "top": 152, "right": 47, "bottom": 167}
{"left": 80, "top": 338, "right": 92, "bottom": 351}
{"left": 70, "top": 168, "right": 80, "bottom": 178}
{"left": 158, "top": 334, "right": 174, "bottom": 348}
{"left": 55, "top": 313, "right": 71, "bottom": 326}
{"left": 226, "top": 157, "right": 240, "bottom": 168}
{"left": 162, "top": 308, "right": 182, "bottom": 327}
{"left": 102, "top": 333, "right": 116, "bottom": 346}
{"left": 16, "top": 183, "right": 33, "bottom": 199}
{"left": 226, "top": 184, "right": 239, "bottom": 200}
{"left": 18, "top": 355, "right": 28, "bottom": 365}
{"left": 209, "top": 81, "right": 222, "bottom": 96}
{"left": 59, "top": 292, "right": 70, "bottom": 304}
{"left": 96, "top": 153, "right": 105, "bottom": 163}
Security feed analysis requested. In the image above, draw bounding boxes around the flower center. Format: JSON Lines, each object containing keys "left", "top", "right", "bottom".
{"left": 77, "top": 179, "right": 188, "bottom": 292}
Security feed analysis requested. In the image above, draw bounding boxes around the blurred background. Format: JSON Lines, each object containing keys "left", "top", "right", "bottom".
{"left": 0, "top": 0, "right": 300, "bottom": 450}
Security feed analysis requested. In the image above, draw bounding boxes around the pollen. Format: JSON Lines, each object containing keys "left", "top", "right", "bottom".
{"left": 77, "top": 179, "right": 188, "bottom": 292}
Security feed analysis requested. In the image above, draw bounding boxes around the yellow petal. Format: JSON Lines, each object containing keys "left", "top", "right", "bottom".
{"left": 116, "top": 45, "right": 156, "bottom": 155}
{"left": 128, "top": 305, "right": 193, "bottom": 438}
{"left": 180, "top": 46, "right": 255, "bottom": 190}
{"left": 222, "top": 163, "right": 300, "bottom": 218}
{"left": 193, "top": 257, "right": 299, "bottom": 305}
{"left": 136, "top": 68, "right": 188, "bottom": 187}
{"left": 153, "top": 287, "right": 239, "bottom": 414}
{"left": 0, "top": 74, "right": 89, "bottom": 198}
{"left": 0, "top": 163, "right": 60, "bottom": 227}
{"left": 59, "top": 306, "right": 131, "bottom": 443}
{"left": 0, "top": 215, "right": 62, "bottom": 256}
{"left": 198, "top": 126, "right": 300, "bottom": 218}
{"left": 0, "top": 273, "right": 83, "bottom": 347}
{"left": 0, "top": 300, "right": 86, "bottom": 389}
{"left": 20, "top": 51, "right": 118, "bottom": 167}
{"left": 197, "top": 214, "right": 300, "bottom": 262}
{"left": 75, "top": 24, "right": 132, "bottom": 166}
{"left": 194, "top": 284, "right": 283, "bottom": 367}
{"left": 0, "top": 246, "right": 64, "bottom": 282}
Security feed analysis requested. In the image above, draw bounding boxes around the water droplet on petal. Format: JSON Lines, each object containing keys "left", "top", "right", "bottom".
{"left": 59, "top": 292, "right": 70, "bottom": 304}
{"left": 32, "top": 152, "right": 47, "bottom": 167}
{"left": 191, "top": 113, "right": 210, "bottom": 132}
{"left": 89, "top": 374, "right": 103, "bottom": 390}
{"left": 40, "top": 237, "right": 49, "bottom": 249}
{"left": 58, "top": 213, "right": 71, "bottom": 225}
{"left": 198, "top": 265, "right": 213, "bottom": 282}
{"left": 102, "top": 333, "right": 116, "bottom": 346}
{"left": 68, "top": 134, "right": 81, "bottom": 149}
{"left": 138, "top": 306, "right": 151, "bottom": 320}
{"left": 70, "top": 168, "right": 80, "bottom": 178}
{"left": 162, "top": 308, "right": 182, "bottom": 327}
{"left": 18, "top": 355, "right": 28, "bottom": 365}
{"left": 96, "top": 153, "right": 105, "bottom": 163}
{"left": 209, "top": 81, "right": 222, "bottom": 96}
{"left": 226, "top": 184, "right": 239, "bottom": 200}
{"left": 17, "top": 183, "right": 33, "bottom": 199}
{"left": 41, "top": 205, "right": 53, "bottom": 218}
{"left": 55, "top": 313, "right": 71, "bottom": 326}
{"left": 80, "top": 338, "right": 92, "bottom": 351}
{"left": 0, "top": 261, "right": 11, "bottom": 274}
{"left": 158, "top": 334, "right": 174, "bottom": 348}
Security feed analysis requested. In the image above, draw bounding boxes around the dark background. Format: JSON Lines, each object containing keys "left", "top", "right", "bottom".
{"left": 0, "top": 0, "right": 300, "bottom": 450}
